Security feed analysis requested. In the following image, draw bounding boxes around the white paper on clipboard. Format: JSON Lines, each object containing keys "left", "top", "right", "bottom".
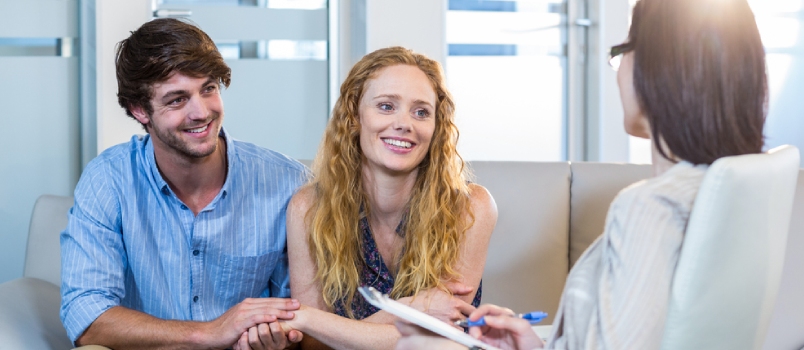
{"left": 358, "top": 286, "right": 501, "bottom": 350}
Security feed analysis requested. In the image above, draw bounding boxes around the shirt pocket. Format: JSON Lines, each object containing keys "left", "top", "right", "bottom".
{"left": 217, "top": 251, "right": 281, "bottom": 307}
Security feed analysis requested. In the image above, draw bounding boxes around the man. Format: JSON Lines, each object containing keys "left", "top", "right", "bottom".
{"left": 60, "top": 18, "right": 306, "bottom": 349}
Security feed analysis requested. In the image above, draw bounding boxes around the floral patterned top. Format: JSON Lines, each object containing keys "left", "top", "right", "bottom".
{"left": 333, "top": 215, "right": 482, "bottom": 319}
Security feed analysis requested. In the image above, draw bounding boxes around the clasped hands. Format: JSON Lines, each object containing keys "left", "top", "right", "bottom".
{"left": 197, "top": 297, "right": 301, "bottom": 350}
{"left": 221, "top": 298, "right": 303, "bottom": 350}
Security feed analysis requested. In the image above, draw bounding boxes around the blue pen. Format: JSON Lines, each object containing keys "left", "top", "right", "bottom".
{"left": 455, "top": 311, "right": 548, "bottom": 328}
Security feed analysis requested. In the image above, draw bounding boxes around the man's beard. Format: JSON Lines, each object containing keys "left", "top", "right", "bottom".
{"left": 150, "top": 112, "right": 222, "bottom": 159}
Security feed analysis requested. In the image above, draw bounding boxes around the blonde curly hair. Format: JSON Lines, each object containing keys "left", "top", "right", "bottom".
{"left": 305, "top": 46, "right": 474, "bottom": 318}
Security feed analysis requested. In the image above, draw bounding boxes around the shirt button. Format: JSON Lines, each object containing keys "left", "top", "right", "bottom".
{"left": 193, "top": 250, "right": 200, "bottom": 256}
{"left": 181, "top": 205, "right": 188, "bottom": 210}
{"left": 193, "top": 296, "right": 199, "bottom": 302}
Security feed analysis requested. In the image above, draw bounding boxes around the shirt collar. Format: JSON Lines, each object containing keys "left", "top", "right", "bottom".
{"left": 220, "top": 127, "right": 234, "bottom": 199}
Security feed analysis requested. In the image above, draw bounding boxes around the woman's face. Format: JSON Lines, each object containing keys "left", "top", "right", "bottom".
{"left": 358, "top": 64, "right": 437, "bottom": 176}
{"left": 617, "top": 52, "right": 651, "bottom": 139}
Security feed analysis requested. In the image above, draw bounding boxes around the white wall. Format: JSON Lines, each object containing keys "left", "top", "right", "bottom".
{"left": 93, "top": 1, "right": 151, "bottom": 153}
{"left": 364, "top": 0, "right": 446, "bottom": 66}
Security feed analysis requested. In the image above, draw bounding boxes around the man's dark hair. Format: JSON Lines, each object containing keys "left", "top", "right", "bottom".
{"left": 626, "top": 0, "right": 766, "bottom": 165}
{"left": 115, "top": 18, "right": 231, "bottom": 124}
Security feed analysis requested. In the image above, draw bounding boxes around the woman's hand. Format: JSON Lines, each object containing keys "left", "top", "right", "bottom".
{"left": 467, "top": 304, "right": 544, "bottom": 350}
{"left": 278, "top": 304, "right": 312, "bottom": 332}
{"left": 398, "top": 283, "right": 476, "bottom": 325}
{"left": 232, "top": 321, "right": 303, "bottom": 350}
{"left": 394, "top": 320, "right": 466, "bottom": 350}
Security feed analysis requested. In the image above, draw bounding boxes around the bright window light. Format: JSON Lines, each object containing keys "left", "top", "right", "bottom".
{"left": 215, "top": 40, "right": 326, "bottom": 60}
{"left": 268, "top": 0, "right": 326, "bottom": 9}
{"left": 747, "top": 0, "right": 802, "bottom": 14}
{"left": 267, "top": 40, "right": 326, "bottom": 60}
{"left": 447, "top": 0, "right": 567, "bottom": 162}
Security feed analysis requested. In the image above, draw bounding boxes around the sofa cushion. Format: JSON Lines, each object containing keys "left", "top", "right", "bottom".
{"left": 0, "top": 278, "right": 71, "bottom": 349}
{"left": 471, "top": 161, "right": 571, "bottom": 323}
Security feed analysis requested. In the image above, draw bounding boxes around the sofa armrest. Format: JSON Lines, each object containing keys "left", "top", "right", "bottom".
{"left": 0, "top": 277, "right": 72, "bottom": 349}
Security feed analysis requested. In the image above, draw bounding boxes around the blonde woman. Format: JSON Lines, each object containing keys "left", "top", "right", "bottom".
{"left": 278, "top": 47, "right": 497, "bottom": 349}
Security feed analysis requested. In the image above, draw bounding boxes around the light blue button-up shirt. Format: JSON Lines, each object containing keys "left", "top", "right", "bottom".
{"left": 60, "top": 129, "right": 308, "bottom": 342}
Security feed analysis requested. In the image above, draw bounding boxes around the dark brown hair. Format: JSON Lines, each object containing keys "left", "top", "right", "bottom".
{"left": 624, "top": 0, "right": 766, "bottom": 164}
{"left": 115, "top": 18, "right": 231, "bottom": 125}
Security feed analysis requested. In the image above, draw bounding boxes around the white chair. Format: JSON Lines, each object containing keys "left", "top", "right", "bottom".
{"left": 660, "top": 145, "right": 800, "bottom": 350}
{"left": 0, "top": 194, "right": 73, "bottom": 349}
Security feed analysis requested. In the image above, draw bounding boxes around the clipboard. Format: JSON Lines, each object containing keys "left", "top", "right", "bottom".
{"left": 358, "top": 286, "right": 501, "bottom": 350}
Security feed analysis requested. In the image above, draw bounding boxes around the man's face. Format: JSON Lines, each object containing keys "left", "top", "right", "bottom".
{"left": 130, "top": 72, "right": 225, "bottom": 161}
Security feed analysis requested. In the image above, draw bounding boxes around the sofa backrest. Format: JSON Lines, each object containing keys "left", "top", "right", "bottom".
{"left": 568, "top": 162, "right": 652, "bottom": 267}
{"left": 471, "top": 161, "right": 571, "bottom": 324}
{"left": 25, "top": 194, "right": 73, "bottom": 286}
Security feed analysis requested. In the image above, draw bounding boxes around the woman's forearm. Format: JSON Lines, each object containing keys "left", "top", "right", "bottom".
{"left": 288, "top": 306, "right": 400, "bottom": 350}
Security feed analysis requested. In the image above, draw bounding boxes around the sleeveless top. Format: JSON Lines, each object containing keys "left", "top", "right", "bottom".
{"left": 333, "top": 215, "right": 482, "bottom": 319}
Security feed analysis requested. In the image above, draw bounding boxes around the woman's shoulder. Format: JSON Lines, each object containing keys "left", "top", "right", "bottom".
{"left": 609, "top": 161, "right": 707, "bottom": 222}
{"left": 467, "top": 183, "right": 497, "bottom": 215}
{"left": 466, "top": 183, "right": 498, "bottom": 234}
{"left": 288, "top": 184, "right": 317, "bottom": 223}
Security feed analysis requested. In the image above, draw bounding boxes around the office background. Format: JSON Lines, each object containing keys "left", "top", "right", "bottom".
{"left": 1, "top": 0, "right": 802, "bottom": 284}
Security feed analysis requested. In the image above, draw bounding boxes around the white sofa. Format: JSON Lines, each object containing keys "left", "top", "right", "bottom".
{"left": 2, "top": 162, "right": 803, "bottom": 349}
{"left": 0, "top": 195, "right": 73, "bottom": 349}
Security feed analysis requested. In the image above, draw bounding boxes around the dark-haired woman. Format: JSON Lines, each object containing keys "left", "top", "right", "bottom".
{"left": 396, "top": 0, "right": 767, "bottom": 348}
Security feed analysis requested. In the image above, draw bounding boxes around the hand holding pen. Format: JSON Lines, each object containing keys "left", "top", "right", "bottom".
{"left": 455, "top": 311, "right": 547, "bottom": 328}
{"left": 461, "top": 304, "right": 547, "bottom": 349}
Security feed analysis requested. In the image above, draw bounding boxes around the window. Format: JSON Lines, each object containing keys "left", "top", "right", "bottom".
{"left": 749, "top": 0, "right": 804, "bottom": 153}
{"left": 447, "top": 0, "right": 568, "bottom": 161}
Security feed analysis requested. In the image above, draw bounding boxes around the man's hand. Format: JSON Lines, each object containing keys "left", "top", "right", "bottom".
{"left": 232, "top": 321, "right": 303, "bottom": 350}
{"left": 200, "top": 298, "right": 300, "bottom": 349}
